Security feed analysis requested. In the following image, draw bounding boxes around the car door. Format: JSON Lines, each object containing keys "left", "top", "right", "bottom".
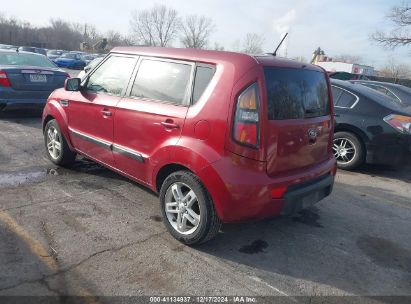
{"left": 67, "top": 55, "right": 137, "bottom": 166}
{"left": 113, "top": 57, "right": 194, "bottom": 185}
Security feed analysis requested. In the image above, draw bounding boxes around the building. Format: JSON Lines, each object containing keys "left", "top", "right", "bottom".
{"left": 311, "top": 47, "right": 376, "bottom": 77}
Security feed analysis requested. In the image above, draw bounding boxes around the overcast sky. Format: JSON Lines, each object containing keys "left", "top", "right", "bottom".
{"left": 1, "top": 0, "right": 409, "bottom": 68}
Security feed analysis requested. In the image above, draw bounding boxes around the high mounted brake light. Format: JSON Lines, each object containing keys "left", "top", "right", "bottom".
{"left": 233, "top": 83, "right": 260, "bottom": 148}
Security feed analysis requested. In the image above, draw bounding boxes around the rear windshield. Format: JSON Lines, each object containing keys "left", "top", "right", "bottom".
{"left": 264, "top": 67, "right": 330, "bottom": 120}
{"left": 0, "top": 53, "right": 56, "bottom": 68}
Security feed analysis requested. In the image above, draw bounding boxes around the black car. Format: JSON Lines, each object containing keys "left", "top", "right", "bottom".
{"left": 331, "top": 79, "right": 411, "bottom": 170}
{"left": 350, "top": 80, "right": 411, "bottom": 106}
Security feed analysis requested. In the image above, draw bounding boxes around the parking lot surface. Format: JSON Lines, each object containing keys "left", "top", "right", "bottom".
{"left": 0, "top": 115, "right": 410, "bottom": 299}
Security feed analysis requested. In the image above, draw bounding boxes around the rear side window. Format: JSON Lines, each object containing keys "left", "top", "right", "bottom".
{"left": 86, "top": 56, "right": 136, "bottom": 96}
{"left": 337, "top": 91, "right": 357, "bottom": 108}
{"left": 331, "top": 86, "right": 358, "bottom": 108}
{"left": 192, "top": 66, "right": 215, "bottom": 104}
{"left": 264, "top": 68, "right": 330, "bottom": 120}
{"left": 331, "top": 86, "right": 343, "bottom": 105}
{"left": 131, "top": 59, "right": 192, "bottom": 105}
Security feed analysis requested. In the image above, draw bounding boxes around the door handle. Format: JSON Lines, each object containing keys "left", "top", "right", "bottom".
{"left": 101, "top": 109, "right": 112, "bottom": 117}
{"left": 160, "top": 120, "right": 179, "bottom": 129}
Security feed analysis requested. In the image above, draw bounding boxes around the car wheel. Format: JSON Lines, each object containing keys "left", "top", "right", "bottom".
{"left": 44, "top": 119, "right": 76, "bottom": 166}
{"left": 159, "top": 170, "right": 222, "bottom": 245}
{"left": 333, "top": 131, "right": 365, "bottom": 170}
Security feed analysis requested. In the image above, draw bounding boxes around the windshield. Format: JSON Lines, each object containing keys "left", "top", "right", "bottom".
{"left": 0, "top": 53, "right": 56, "bottom": 68}
{"left": 264, "top": 67, "right": 330, "bottom": 120}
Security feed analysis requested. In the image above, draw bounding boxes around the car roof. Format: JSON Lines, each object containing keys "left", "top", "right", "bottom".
{"left": 0, "top": 49, "right": 45, "bottom": 56}
{"left": 112, "top": 46, "right": 321, "bottom": 71}
{"left": 331, "top": 79, "right": 411, "bottom": 113}
{"left": 350, "top": 80, "right": 408, "bottom": 90}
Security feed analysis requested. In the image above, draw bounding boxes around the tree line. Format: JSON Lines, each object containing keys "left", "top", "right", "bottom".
{"left": 0, "top": 5, "right": 264, "bottom": 54}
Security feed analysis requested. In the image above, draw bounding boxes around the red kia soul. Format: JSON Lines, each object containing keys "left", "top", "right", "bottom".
{"left": 42, "top": 47, "right": 336, "bottom": 244}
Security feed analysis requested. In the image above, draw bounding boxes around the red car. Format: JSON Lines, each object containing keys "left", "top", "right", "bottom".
{"left": 42, "top": 47, "right": 336, "bottom": 244}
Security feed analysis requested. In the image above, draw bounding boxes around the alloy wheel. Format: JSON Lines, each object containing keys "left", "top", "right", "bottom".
{"left": 164, "top": 182, "right": 201, "bottom": 235}
{"left": 333, "top": 137, "right": 356, "bottom": 165}
{"left": 46, "top": 126, "right": 62, "bottom": 160}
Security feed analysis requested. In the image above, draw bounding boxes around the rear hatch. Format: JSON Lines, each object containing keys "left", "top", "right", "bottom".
{"left": 264, "top": 67, "right": 332, "bottom": 176}
{"left": 5, "top": 67, "right": 67, "bottom": 91}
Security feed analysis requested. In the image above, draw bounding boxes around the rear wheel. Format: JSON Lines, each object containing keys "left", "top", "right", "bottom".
{"left": 159, "top": 170, "right": 222, "bottom": 245}
{"left": 44, "top": 119, "right": 76, "bottom": 166}
{"left": 333, "top": 131, "right": 365, "bottom": 170}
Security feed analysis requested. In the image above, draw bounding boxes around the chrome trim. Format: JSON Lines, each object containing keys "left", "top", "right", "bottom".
{"left": 69, "top": 128, "right": 144, "bottom": 163}
{"left": 331, "top": 85, "right": 360, "bottom": 109}
{"left": 112, "top": 144, "right": 144, "bottom": 163}
{"left": 69, "top": 128, "right": 112, "bottom": 150}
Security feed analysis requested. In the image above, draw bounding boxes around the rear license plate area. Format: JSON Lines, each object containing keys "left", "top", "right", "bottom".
{"left": 29, "top": 74, "right": 47, "bottom": 82}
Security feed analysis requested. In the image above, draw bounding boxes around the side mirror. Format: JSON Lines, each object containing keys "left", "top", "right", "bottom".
{"left": 64, "top": 78, "right": 81, "bottom": 91}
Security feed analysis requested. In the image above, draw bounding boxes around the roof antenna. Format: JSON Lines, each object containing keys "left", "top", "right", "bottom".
{"left": 273, "top": 33, "right": 288, "bottom": 56}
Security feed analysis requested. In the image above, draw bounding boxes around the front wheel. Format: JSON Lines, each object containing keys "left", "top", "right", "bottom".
{"left": 44, "top": 119, "right": 76, "bottom": 166}
{"left": 333, "top": 131, "right": 365, "bottom": 170}
{"left": 159, "top": 171, "right": 222, "bottom": 245}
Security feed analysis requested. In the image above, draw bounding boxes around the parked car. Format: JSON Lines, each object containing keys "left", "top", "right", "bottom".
{"left": 80, "top": 54, "right": 97, "bottom": 65}
{"left": 350, "top": 80, "right": 411, "bottom": 106}
{"left": 77, "top": 57, "right": 103, "bottom": 80}
{"left": 47, "top": 50, "right": 66, "bottom": 60}
{"left": 18, "top": 46, "right": 47, "bottom": 56}
{"left": 0, "top": 50, "right": 70, "bottom": 112}
{"left": 53, "top": 53, "right": 86, "bottom": 69}
{"left": 331, "top": 79, "right": 411, "bottom": 170}
{"left": 42, "top": 47, "right": 336, "bottom": 244}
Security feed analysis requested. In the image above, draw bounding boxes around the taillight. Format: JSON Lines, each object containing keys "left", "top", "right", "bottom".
{"left": 0, "top": 71, "right": 11, "bottom": 87}
{"left": 383, "top": 114, "right": 411, "bottom": 134}
{"left": 233, "top": 83, "right": 260, "bottom": 148}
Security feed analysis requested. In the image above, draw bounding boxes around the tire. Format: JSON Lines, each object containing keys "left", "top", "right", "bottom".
{"left": 44, "top": 119, "right": 76, "bottom": 166}
{"left": 159, "top": 170, "right": 222, "bottom": 245}
{"left": 333, "top": 131, "right": 365, "bottom": 170}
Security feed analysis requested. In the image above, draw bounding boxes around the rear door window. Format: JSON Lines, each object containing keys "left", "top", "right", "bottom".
{"left": 264, "top": 67, "right": 330, "bottom": 120}
{"left": 192, "top": 65, "right": 215, "bottom": 104}
{"left": 130, "top": 59, "right": 193, "bottom": 105}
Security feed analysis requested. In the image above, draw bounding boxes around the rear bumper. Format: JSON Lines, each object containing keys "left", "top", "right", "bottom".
{"left": 0, "top": 99, "right": 46, "bottom": 111}
{"left": 366, "top": 134, "right": 411, "bottom": 166}
{"left": 281, "top": 174, "right": 334, "bottom": 215}
{"left": 198, "top": 152, "right": 336, "bottom": 223}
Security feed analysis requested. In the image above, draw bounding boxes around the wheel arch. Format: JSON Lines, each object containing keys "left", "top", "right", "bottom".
{"left": 42, "top": 100, "right": 74, "bottom": 150}
{"left": 155, "top": 163, "right": 194, "bottom": 193}
{"left": 334, "top": 123, "right": 369, "bottom": 147}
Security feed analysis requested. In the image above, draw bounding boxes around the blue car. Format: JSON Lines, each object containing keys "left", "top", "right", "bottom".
{"left": 0, "top": 50, "right": 69, "bottom": 112}
{"left": 53, "top": 53, "right": 86, "bottom": 69}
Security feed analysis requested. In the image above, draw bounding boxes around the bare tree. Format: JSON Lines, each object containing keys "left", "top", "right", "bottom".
{"left": 180, "top": 15, "right": 214, "bottom": 49}
{"left": 130, "top": 5, "right": 180, "bottom": 47}
{"left": 242, "top": 33, "right": 264, "bottom": 54}
{"left": 213, "top": 42, "right": 224, "bottom": 51}
{"left": 333, "top": 54, "right": 362, "bottom": 64}
{"left": 379, "top": 57, "right": 411, "bottom": 82}
{"left": 371, "top": 2, "right": 411, "bottom": 48}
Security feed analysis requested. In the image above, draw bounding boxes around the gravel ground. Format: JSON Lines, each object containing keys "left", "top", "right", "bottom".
{"left": 0, "top": 114, "right": 410, "bottom": 302}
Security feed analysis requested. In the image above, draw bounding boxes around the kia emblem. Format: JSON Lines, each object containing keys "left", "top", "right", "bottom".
{"left": 308, "top": 128, "right": 317, "bottom": 140}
